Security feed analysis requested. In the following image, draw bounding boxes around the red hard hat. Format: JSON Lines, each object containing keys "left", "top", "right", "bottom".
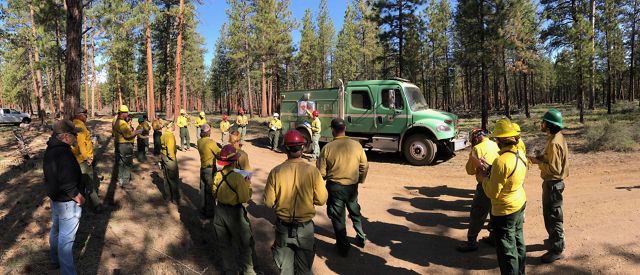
{"left": 217, "top": 144, "right": 239, "bottom": 166}
{"left": 284, "top": 130, "right": 305, "bottom": 147}
{"left": 239, "top": 108, "right": 244, "bottom": 114}
{"left": 223, "top": 114, "right": 228, "bottom": 120}
{"left": 312, "top": 110, "right": 319, "bottom": 117}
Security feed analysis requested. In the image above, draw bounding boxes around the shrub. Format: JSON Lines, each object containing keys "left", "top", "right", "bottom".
{"left": 584, "top": 119, "right": 637, "bottom": 152}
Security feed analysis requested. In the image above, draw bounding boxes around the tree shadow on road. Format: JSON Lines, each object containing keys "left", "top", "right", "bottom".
{"left": 406, "top": 185, "right": 474, "bottom": 199}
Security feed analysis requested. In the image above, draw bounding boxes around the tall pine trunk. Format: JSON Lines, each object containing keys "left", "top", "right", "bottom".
{"left": 261, "top": 62, "right": 267, "bottom": 116}
{"left": 145, "top": 0, "right": 156, "bottom": 119}
{"left": 55, "top": 18, "right": 64, "bottom": 112}
{"left": 83, "top": 28, "right": 90, "bottom": 112}
{"left": 502, "top": 49, "right": 511, "bottom": 118}
{"left": 64, "top": 0, "right": 82, "bottom": 119}
{"left": 29, "top": 4, "right": 45, "bottom": 123}
{"left": 173, "top": 0, "right": 185, "bottom": 121}
{"left": 631, "top": 0, "right": 637, "bottom": 104}
{"left": 589, "top": 0, "right": 595, "bottom": 109}
{"left": 90, "top": 32, "right": 97, "bottom": 116}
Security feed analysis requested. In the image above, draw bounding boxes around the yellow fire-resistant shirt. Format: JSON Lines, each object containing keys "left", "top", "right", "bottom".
{"left": 264, "top": 158, "right": 328, "bottom": 222}
{"left": 236, "top": 115, "right": 248, "bottom": 127}
{"left": 269, "top": 118, "right": 282, "bottom": 130}
{"left": 235, "top": 149, "right": 251, "bottom": 171}
{"left": 197, "top": 137, "right": 221, "bottom": 168}
{"left": 539, "top": 132, "right": 569, "bottom": 181}
{"left": 317, "top": 136, "right": 369, "bottom": 185}
{"left": 213, "top": 167, "right": 252, "bottom": 206}
{"left": 152, "top": 119, "right": 163, "bottom": 131}
{"left": 195, "top": 116, "right": 207, "bottom": 127}
{"left": 465, "top": 138, "right": 500, "bottom": 183}
{"left": 136, "top": 121, "right": 151, "bottom": 139}
{"left": 220, "top": 120, "right": 231, "bottom": 133}
{"left": 306, "top": 109, "right": 321, "bottom": 134}
{"left": 516, "top": 138, "right": 527, "bottom": 157}
{"left": 482, "top": 145, "right": 528, "bottom": 216}
{"left": 71, "top": 119, "right": 94, "bottom": 163}
{"left": 177, "top": 115, "right": 189, "bottom": 128}
{"left": 114, "top": 119, "right": 136, "bottom": 143}
{"left": 161, "top": 129, "right": 177, "bottom": 160}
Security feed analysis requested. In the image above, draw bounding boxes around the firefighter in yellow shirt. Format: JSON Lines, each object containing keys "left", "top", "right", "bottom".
{"left": 197, "top": 124, "right": 220, "bottom": 218}
{"left": 229, "top": 130, "right": 251, "bottom": 171}
{"left": 457, "top": 128, "right": 500, "bottom": 252}
{"left": 264, "top": 130, "right": 328, "bottom": 274}
{"left": 176, "top": 109, "right": 191, "bottom": 151}
{"left": 161, "top": 121, "right": 180, "bottom": 204}
{"left": 195, "top": 111, "right": 207, "bottom": 138}
{"left": 268, "top": 113, "right": 282, "bottom": 151}
{"left": 113, "top": 105, "right": 142, "bottom": 189}
{"left": 480, "top": 119, "right": 528, "bottom": 274}
{"left": 306, "top": 109, "right": 321, "bottom": 159}
{"left": 236, "top": 108, "right": 249, "bottom": 142}
{"left": 219, "top": 114, "right": 232, "bottom": 146}
{"left": 528, "top": 109, "right": 569, "bottom": 263}
{"left": 317, "top": 118, "right": 369, "bottom": 257}
{"left": 71, "top": 107, "right": 102, "bottom": 212}
{"left": 136, "top": 115, "right": 151, "bottom": 162}
{"left": 212, "top": 145, "right": 256, "bottom": 275}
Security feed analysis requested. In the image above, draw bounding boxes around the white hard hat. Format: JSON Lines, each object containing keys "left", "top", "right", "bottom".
{"left": 273, "top": 113, "right": 279, "bottom": 117}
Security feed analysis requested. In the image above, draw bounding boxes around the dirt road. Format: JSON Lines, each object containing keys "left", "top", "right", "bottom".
{"left": 1, "top": 120, "right": 640, "bottom": 274}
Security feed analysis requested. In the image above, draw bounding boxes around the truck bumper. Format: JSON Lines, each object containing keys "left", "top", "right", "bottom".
{"left": 453, "top": 131, "right": 469, "bottom": 151}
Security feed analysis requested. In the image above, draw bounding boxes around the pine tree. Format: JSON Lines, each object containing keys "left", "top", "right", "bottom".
{"left": 375, "top": 0, "right": 423, "bottom": 78}
{"left": 333, "top": 5, "right": 359, "bottom": 82}
{"left": 297, "top": 9, "right": 318, "bottom": 89}
{"left": 316, "top": 0, "right": 335, "bottom": 88}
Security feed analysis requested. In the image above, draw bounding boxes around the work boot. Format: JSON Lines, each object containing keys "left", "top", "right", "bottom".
{"left": 541, "top": 251, "right": 564, "bottom": 263}
{"left": 457, "top": 241, "right": 479, "bottom": 252}
{"left": 354, "top": 236, "right": 366, "bottom": 248}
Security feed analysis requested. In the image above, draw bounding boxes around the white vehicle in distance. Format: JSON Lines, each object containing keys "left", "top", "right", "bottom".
{"left": 0, "top": 108, "right": 31, "bottom": 125}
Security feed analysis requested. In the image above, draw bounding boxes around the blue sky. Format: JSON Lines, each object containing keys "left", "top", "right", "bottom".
{"left": 196, "top": 0, "right": 349, "bottom": 66}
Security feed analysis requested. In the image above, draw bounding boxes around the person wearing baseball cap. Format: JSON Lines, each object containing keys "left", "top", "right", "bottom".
{"left": 268, "top": 113, "right": 282, "bottom": 151}
{"left": 236, "top": 108, "right": 249, "bottom": 142}
{"left": 71, "top": 107, "right": 103, "bottom": 212}
{"left": 212, "top": 144, "right": 256, "bottom": 274}
{"left": 160, "top": 120, "right": 181, "bottom": 204}
{"left": 457, "top": 128, "right": 500, "bottom": 252}
{"left": 197, "top": 123, "right": 220, "bottom": 218}
{"left": 219, "top": 114, "right": 232, "bottom": 146}
{"left": 112, "top": 105, "right": 142, "bottom": 189}
{"left": 317, "top": 117, "right": 369, "bottom": 256}
{"left": 44, "top": 119, "right": 83, "bottom": 274}
{"left": 264, "top": 130, "right": 328, "bottom": 274}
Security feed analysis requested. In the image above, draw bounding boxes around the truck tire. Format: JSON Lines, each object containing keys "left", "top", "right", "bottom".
{"left": 22, "top": 118, "right": 31, "bottom": 124}
{"left": 403, "top": 134, "right": 437, "bottom": 165}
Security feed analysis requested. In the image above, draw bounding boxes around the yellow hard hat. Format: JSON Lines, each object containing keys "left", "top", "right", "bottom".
{"left": 199, "top": 111, "right": 205, "bottom": 117}
{"left": 180, "top": 109, "right": 186, "bottom": 114}
{"left": 491, "top": 119, "right": 519, "bottom": 138}
{"left": 118, "top": 105, "right": 129, "bottom": 113}
{"left": 511, "top": 122, "right": 521, "bottom": 133}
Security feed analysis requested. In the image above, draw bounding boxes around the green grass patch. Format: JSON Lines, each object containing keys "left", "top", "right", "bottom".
{"left": 584, "top": 119, "right": 638, "bottom": 152}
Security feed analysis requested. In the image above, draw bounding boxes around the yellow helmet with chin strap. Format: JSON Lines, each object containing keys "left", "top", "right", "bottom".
{"left": 490, "top": 119, "right": 519, "bottom": 138}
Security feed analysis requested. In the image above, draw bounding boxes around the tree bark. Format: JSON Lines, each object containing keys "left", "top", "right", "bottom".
{"left": 29, "top": 4, "right": 45, "bottom": 123}
{"left": 173, "top": 0, "right": 185, "bottom": 121}
{"left": 64, "top": 0, "right": 83, "bottom": 120}
{"left": 83, "top": 27, "right": 90, "bottom": 112}
{"left": 55, "top": 18, "right": 64, "bottom": 113}
{"left": 479, "top": 0, "right": 488, "bottom": 130}
{"left": 630, "top": 0, "right": 638, "bottom": 104}
{"left": 261, "top": 62, "right": 267, "bottom": 116}
{"left": 589, "top": 0, "right": 596, "bottom": 109}
{"left": 27, "top": 47, "right": 39, "bottom": 117}
{"left": 145, "top": 0, "right": 156, "bottom": 119}
{"left": 90, "top": 32, "right": 97, "bottom": 116}
{"left": 503, "top": 49, "right": 511, "bottom": 119}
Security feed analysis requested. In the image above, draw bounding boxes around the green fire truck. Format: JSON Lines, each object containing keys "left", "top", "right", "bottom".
{"left": 279, "top": 78, "right": 468, "bottom": 165}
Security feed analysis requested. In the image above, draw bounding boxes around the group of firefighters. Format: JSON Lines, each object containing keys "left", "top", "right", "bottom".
{"left": 107, "top": 104, "right": 366, "bottom": 274}
{"left": 49, "top": 103, "right": 566, "bottom": 274}
{"left": 458, "top": 109, "right": 569, "bottom": 274}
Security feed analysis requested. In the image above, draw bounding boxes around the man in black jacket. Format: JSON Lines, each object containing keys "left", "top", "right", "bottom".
{"left": 44, "top": 119, "right": 84, "bottom": 275}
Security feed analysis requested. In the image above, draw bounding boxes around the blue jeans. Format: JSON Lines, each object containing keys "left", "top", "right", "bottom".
{"left": 49, "top": 200, "right": 81, "bottom": 275}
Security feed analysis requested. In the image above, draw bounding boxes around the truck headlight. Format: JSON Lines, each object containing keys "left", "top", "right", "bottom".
{"left": 436, "top": 124, "right": 451, "bottom": 132}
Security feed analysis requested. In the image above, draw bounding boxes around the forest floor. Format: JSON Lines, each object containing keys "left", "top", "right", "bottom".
{"left": 1, "top": 106, "right": 640, "bottom": 274}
